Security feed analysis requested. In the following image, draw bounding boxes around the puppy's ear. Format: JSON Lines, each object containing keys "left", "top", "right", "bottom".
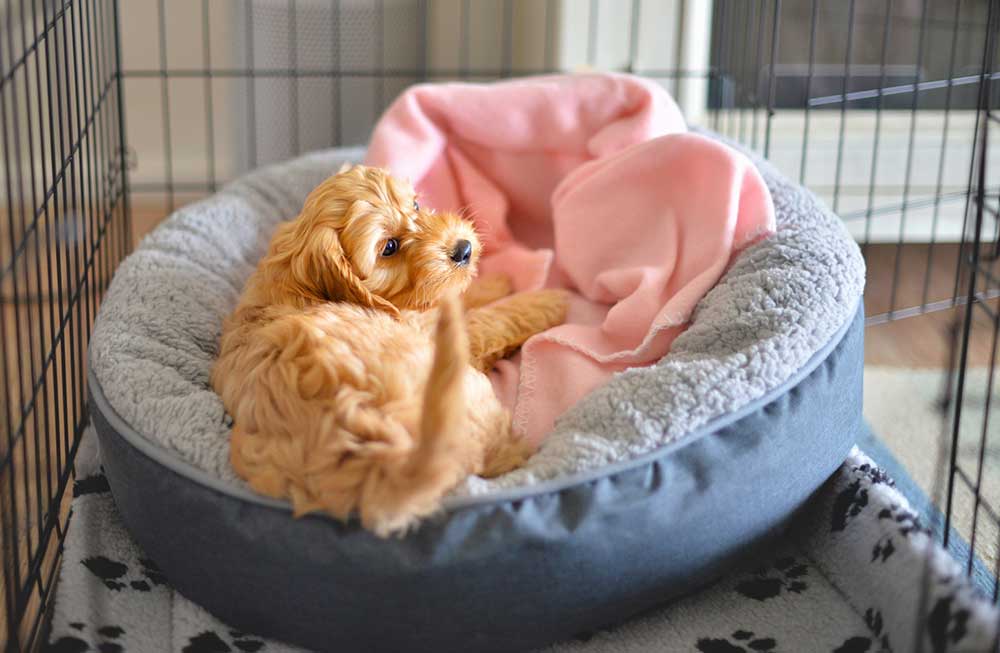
{"left": 306, "top": 225, "right": 399, "bottom": 317}
{"left": 337, "top": 201, "right": 383, "bottom": 280}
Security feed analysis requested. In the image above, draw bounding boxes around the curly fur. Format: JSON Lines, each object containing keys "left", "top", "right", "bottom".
{"left": 211, "top": 164, "right": 568, "bottom": 536}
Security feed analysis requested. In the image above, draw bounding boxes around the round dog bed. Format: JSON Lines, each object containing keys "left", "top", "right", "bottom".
{"left": 88, "top": 137, "right": 865, "bottom": 652}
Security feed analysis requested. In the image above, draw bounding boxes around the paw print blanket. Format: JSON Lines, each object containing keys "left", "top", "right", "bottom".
{"left": 365, "top": 73, "right": 776, "bottom": 445}
{"left": 50, "top": 428, "right": 1000, "bottom": 652}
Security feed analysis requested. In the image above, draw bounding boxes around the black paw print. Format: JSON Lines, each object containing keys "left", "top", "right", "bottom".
{"left": 927, "top": 596, "right": 971, "bottom": 651}
{"left": 72, "top": 471, "right": 110, "bottom": 498}
{"left": 832, "top": 464, "right": 896, "bottom": 533}
{"left": 857, "top": 463, "right": 894, "bottom": 487}
{"left": 832, "top": 480, "right": 868, "bottom": 532}
{"left": 183, "top": 630, "right": 265, "bottom": 653}
{"left": 872, "top": 504, "right": 926, "bottom": 563}
{"left": 833, "top": 637, "right": 874, "bottom": 653}
{"left": 82, "top": 555, "right": 168, "bottom": 592}
{"left": 47, "top": 622, "right": 125, "bottom": 653}
{"left": 735, "top": 556, "right": 808, "bottom": 601}
{"left": 696, "top": 629, "right": 777, "bottom": 652}
{"left": 871, "top": 533, "right": 896, "bottom": 563}
{"left": 833, "top": 633, "right": 891, "bottom": 653}
{"left": 833, "top": 608, "right": 891, "bottom": 653}
{"left": 878, "top": 503, "right": 926, "bottom": 537}
{"left": 865, "top": 608, "right": 892, "bottom": 652}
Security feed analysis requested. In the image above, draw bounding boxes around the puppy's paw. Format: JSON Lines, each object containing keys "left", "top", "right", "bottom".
{"left": 464, "top": 274, "right": 513, "bottom": 308}
{"left": 521, "top": 288, "right": 571, "bottom": 329}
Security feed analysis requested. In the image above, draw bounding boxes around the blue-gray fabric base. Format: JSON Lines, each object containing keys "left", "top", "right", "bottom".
{"left": 89, "top": 298, "right": 863, "bottom": 653}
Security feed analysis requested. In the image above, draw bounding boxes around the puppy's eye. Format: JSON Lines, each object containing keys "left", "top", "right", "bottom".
{"left": 413, "top": 199, "right": 420, "bottom": 212}
{"left": 381, "top": 238, "right": 399, "bottom": 257}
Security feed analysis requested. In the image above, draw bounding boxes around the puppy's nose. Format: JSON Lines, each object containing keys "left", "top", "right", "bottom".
{"left": 450, "top": 239, "right": 473, "bottom": 266}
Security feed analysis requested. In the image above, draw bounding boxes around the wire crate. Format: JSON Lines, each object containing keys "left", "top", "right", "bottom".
{"left": 0, "top": 0, "right": 129, "bottom": 648}
{"left": 2, "top": 0, "right": 999, "bottom": 649}
{"left": 938, "top": 0, "right": 1000, "bottom": 609}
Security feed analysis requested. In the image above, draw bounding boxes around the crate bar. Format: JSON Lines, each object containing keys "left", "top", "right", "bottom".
{"left": 113, "top": 0, "right": 132, "bottom": 258}
{"left": 888, "top": 0, "right": 931, "bottom": 318}
{"left": 120, "top": 66, "right": 712, "bottom": 80}
{"left": 967, "top": 278, "right": 1000, "bottom": 578}
{"left": 737, "top": 0, "right": 751, "bottom": 143}
{"left": 587, "top": 0, "right": 598, "bottom": 69}
{"left": 28, "top": 0, "right": 60, "bottom": 536}
{"left": 17, "top": 0, "right": 52, "bottom": 567}
{"left": 796, "top": 0, "right": 817, "bottom": 184}
{"left": 762, "top": 0, "right": 780, "bottom": 159}
{"left": 865, "top": 290, "right": 1000, "bottom": 327}
{"left": 750, "top": 0, "right": 765, "bottom": 150}
{"left": 832, "top": 0, "right": 856, "bottom": 215}
{"left": 203, "top": 0, "right": 216, "bottom": 193}
{"left": 502, "top": 0, "right": 513, "bottom": 79}
{"left": 0, "top": 3, "right": 27, "bottom": 640}
{"left": 544, "top": 0, "right": 555, "bottom": 73}
{"left": 56, "top": 0, "right": 85, "bottom": 564}
{"left": 944, "top": 0, "right": 999, "bottom": 550}
{"left": 711, "top": 0, "right": 728, "bottom": 133}
{"left": 289, "top": 0, "right": 300, "bottom": 156}
{"left": 628, "top": 0, "right": 640, "bottom": 73}
{"left": 245, "top": 1, "right": 257, "bottom": 169}
{"left": 418, "top": 0, "right": 428, "bottom": 82}
{"left": 810, "top": 71, "right": 1000, "bottom": 108}
{"left": 45, "top": 0, "right": 72, "bottom": 574}
{"left": 861, "top": 0, "right": 893, "bottom": 260}
{"left": 156, "top": 0, "right": 174, "bottom": 213}
{"left": 459, "top": 0, "right": 470, "bottom": 80}
{"left": 922, "top": 0, "right": 965, "bottom": 310}
{"left": 332, "top": 0, "right": 341, "bottom": 146}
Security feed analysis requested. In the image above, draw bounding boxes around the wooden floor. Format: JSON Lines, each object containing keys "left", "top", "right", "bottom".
{"left": 864, "top": 243, "right": 1000, "bottom": 368}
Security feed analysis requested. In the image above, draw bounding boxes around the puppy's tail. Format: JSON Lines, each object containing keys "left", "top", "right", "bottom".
{"left": 354, "top": 292, "right": 475, "bottom": 535}
{"left": 416, "top": 292, "right": 470, "bottom": 478}
{"left": 225, "top": 295, "right": 478, "bottom": 537}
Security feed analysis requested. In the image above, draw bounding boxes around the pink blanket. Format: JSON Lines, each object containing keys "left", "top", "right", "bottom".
{"left": 365, "top": 74, "right": 775, "bottom": 446}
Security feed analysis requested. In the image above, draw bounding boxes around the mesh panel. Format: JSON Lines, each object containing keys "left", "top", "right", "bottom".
{"left": 0, "top": 0, "right": 129, "bottom": 647}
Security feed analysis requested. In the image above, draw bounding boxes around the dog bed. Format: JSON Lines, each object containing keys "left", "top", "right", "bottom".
{"left": 88, "top": 133, "right": 865, "bottom": 652}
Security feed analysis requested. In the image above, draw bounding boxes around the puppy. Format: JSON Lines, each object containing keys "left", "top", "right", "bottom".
{"left": 211, "top": 164, "right": 568, "bottom": 536}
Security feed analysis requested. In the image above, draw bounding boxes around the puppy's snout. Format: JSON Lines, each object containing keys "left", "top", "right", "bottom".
{"left": 450, "top": 239, "right": 473, "bottom": 266}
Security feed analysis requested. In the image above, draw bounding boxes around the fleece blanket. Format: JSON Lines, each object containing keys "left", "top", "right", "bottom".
{"left": 365, "top": 74, "right": 776, "bottom": 444}
{"left": 50, "top": 431, "right": 1000, "bottom": 652}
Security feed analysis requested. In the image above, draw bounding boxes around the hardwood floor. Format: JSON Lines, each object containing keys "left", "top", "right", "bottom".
{"left": 863, "top": 243, "right": 999, "bottom": 368}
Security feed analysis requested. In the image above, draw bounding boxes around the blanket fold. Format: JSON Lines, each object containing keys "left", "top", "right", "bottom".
{"left": 366, "top": 74, "right": 776, "bottom": 445}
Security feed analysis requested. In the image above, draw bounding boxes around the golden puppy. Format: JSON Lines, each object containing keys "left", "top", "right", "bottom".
{"left": 211, "top": 164, "right": 568, "bottom": 536}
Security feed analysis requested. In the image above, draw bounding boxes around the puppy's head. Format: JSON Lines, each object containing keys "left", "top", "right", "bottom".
{"left": 270, "top": 164, "right": 479, "bottom": 313}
